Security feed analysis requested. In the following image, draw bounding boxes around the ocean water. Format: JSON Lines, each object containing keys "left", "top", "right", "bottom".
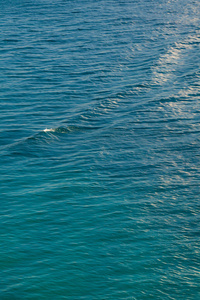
{"left": 0, "top": 0, "right": 200, "bottom": 299}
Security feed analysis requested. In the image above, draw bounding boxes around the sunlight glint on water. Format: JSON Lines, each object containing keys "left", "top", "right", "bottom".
{"left": 0, "top": 0, "right": 200, "bottom": 299}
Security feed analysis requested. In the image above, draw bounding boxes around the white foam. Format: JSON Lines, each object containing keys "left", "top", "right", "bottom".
{"left": 43, "top": 128, "right": 55, "bottom": 132}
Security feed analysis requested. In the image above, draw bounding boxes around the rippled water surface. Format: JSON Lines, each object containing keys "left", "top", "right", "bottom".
{"left": 0, "top": 0, "right": 200, "bottom": 299}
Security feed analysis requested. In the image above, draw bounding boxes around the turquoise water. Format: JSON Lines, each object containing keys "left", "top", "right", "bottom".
{"left": 0, "top": 0, "right": 200, "bottom": 299}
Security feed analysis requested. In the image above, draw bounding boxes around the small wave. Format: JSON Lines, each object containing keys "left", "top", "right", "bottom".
{"left": 1, "top": 128, "right": 58, "bottom": 153}
{"left": 43, "top": 125, "right": 100, "bottom": 134}
{"left": 1, "top": 125, "right": 99, "bottom": 152}
{"left": 43, "top": 127, "right": 73, "bottom": 134}
{"left": 43, "top": 126, "right": 75, "bottom": 134}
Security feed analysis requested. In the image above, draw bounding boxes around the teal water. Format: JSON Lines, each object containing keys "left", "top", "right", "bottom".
{"left": 0, "top": 0, "right": 200, "bottom": 299}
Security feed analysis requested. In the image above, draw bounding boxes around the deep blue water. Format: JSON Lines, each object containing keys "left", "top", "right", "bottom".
{"left": 0, "top": 0, "right": 200, "bottom": 299}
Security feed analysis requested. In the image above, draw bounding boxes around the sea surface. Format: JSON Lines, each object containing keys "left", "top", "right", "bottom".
{"left": 0, "top": 0, "right": 200, "bottom": 299}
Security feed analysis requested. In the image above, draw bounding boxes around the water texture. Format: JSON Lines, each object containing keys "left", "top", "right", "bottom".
{"left": 0, "top": 0, "right": 200, "bottom": 299}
